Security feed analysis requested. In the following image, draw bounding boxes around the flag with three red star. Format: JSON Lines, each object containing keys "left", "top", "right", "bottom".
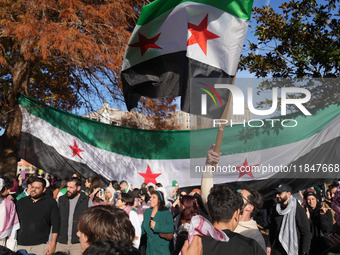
{"left": 19, "top": 94, "right": 340, "bottom": 196}
{"left": 121, "top": 0, "right": 253, "bottom": 113}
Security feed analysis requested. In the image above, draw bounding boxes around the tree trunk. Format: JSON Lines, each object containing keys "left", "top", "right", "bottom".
{"left": 0, "top": 58, "right": 31, "bottom": 178}
{"left": 0, "top": 108, "right": 22, "bottom": 178}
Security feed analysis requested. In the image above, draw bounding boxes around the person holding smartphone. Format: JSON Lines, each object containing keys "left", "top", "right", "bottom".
{"left": 89, "top": 185, "right": 110, "bottom": 206}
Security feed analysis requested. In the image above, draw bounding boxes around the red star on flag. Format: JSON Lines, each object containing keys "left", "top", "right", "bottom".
{"left": 69, "top": 140, "right": 84, "bottom": 159}
{"left": 187, "top": 14, "right": 220, "bottom": 55}
{"left": 138, "top": 165, "right": 162, "bottom": 184}
{"left": 129, "top": 32, "right": 162, "bottom": 56}
{"left": 236, "top": 158, "right": 260, "bottom": 179}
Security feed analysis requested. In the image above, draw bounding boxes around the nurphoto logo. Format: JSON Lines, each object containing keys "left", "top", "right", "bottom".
{"left": 199, "top": 84, "right": 312, "bottom": 128}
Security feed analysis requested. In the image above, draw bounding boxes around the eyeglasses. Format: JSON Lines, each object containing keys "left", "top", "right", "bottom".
{"left": 241, "top": 194, "right": 252, "bottom": 206}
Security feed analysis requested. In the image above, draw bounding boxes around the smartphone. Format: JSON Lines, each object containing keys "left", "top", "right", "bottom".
{"left": 99, "top": 189, "right": 104, "bottom": 197}
{"left": 20, "top": 170, "right": 26, "bottom": 180}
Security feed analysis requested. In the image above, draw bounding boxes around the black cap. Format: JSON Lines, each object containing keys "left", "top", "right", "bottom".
{"left": 304, "top": 191, "right": 317, "bottom": 199}
{"left": 304, "top": 189, "right": 318, "bottom": 199}
{"left": 275, "top": 184, "right": 292, "bottom": 193}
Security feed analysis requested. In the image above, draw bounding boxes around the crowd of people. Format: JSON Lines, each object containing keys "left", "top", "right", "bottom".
{"left": 0, "top": 147, "right": 339, "bottom": 255}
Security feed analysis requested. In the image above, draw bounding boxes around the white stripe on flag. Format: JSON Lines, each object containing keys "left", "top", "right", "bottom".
{"left": 123, "top": 2, "right": 249, "bottom": 76}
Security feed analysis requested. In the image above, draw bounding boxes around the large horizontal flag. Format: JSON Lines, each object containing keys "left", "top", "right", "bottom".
{"left": 19, "top": 94, "right": 340, "bottom": 197}
{"left": 121, "top": 0, "right": 253, "bottom": 113}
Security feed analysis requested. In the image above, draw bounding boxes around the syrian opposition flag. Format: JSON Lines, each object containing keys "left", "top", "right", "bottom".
{"left": 121, "top": 0, "right": 253, "bottom": 112}
{"left": 19, "top": 95, "right": 340, "bottom": 196}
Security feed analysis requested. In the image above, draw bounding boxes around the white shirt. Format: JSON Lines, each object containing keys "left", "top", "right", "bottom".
{"left": 234, "top": 219, "right": 267, "bottom": 252}
{"left": 129, "top": 210, "right": 141, "bottom": 249}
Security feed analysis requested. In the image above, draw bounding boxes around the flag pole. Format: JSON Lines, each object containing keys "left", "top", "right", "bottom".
{"left": 211, "top": 67, "right": 238, "bottom": 170}
{"left": 201, "top": 69, "right": 237, "bottom": 208}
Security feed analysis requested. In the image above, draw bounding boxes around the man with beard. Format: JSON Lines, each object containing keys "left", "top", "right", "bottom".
{"left": 269, "top": 184, "right": 311, "bottom": 255}
{"left": 16, "top": 177, "right": 60, "bottom": 255}
{"left": 56, "top": 177, "right": 93, "bottom": 255}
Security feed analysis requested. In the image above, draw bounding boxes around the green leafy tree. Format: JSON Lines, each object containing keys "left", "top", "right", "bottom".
{"left": 240, "top": 0, "right": 339, "bottom": 109}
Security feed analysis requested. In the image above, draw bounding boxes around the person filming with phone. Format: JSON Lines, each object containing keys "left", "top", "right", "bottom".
{"left": 89, "top": 185, "right": 110, "bottom": 206}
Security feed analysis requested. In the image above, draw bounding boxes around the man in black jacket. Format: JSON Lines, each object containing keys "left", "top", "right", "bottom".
{"left": 56, "top": 177, "right": 93, "bottom": 255}
{"left": 16, "top": 177, "right": 60, "bottom": 255}
{"left": 269, "top": 184, "right": 311, "bottom": 255}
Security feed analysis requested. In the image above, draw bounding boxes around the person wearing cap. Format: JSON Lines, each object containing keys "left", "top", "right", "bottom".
{"left": 141, "top": 190, "right": 174, "bottom": 255}
{"left": 269, "top": 184, "right": 311, "bottom": 255}
{"left": 303, "top": 189, "right": 332, "bottom": 255}
{"left": 0, "top": 178, "right": 20, "bottom": 251}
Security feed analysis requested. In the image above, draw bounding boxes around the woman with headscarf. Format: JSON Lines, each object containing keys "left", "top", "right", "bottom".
{"left": 141, "top": 190, "right": 174, "bottom": 255}
{"left": 304, "top": 189, "right": 333, "bottom": 255}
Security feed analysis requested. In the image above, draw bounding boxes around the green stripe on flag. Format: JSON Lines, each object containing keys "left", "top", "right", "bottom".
{"left": 137, "top": 0, "right": 254, "bottom": 26}
{"left": 19, "top": 94, "right": 190, "bottom": 159}
{"left": 19, "top": 94, "right": 340, "bottom": 160}
{"left": 190, "top": 105, "right": 340, "bottom": 157}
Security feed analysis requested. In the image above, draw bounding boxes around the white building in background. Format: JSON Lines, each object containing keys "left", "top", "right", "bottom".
{"left": 83, "top": 102, "right": 125, "bottom": 126}
{"left": 83, "top": 101, "right": 252, "bottom": 131}
{"left": 83, "top": 102, "right": 154, "bottom": 129}
{"left": 17, "top": 159, "right": 37, "bottom": 175}
{"left": 173, "top": 111, "right": 213, "bottom": 130}
{"left": 173, "top": 102, "right": 252, "bottom": 130}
